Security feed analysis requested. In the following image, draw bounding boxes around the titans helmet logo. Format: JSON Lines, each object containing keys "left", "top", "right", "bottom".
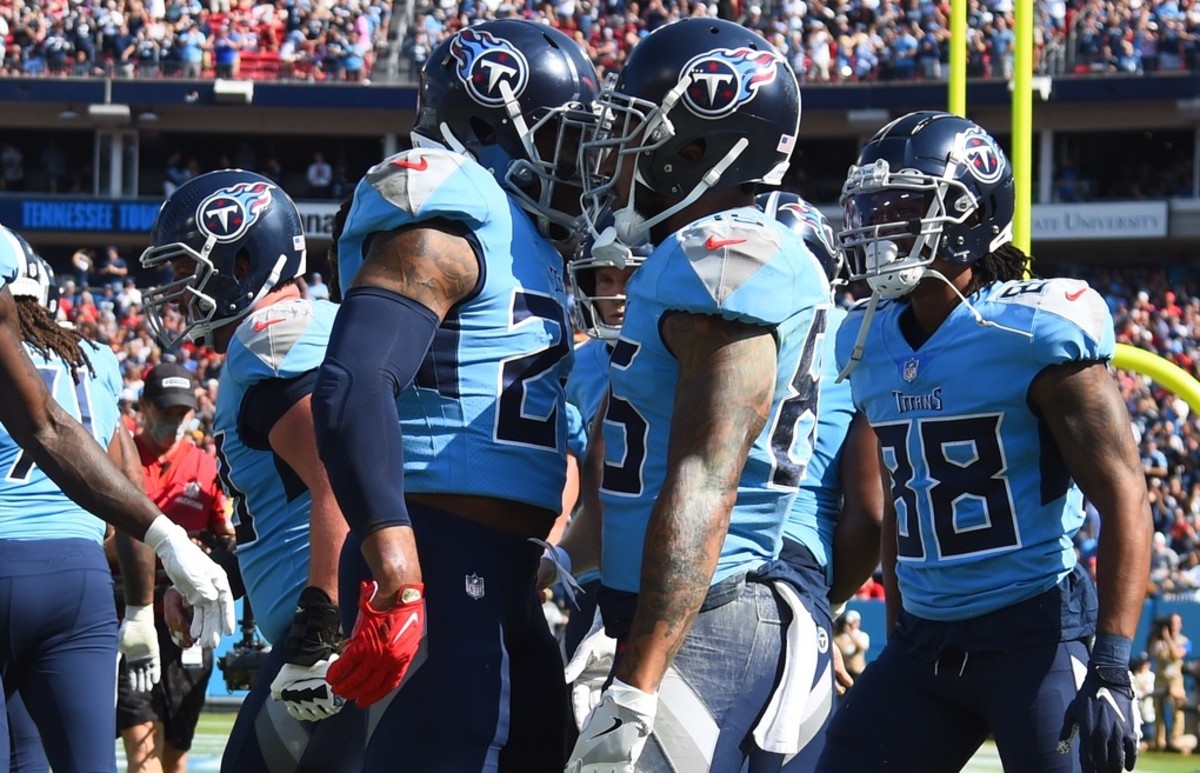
{"left": 780, "top": 201, "right": 838, "bottom": 258}
{"left": 680, "top": 47, "right": 781, "bottom": 119}
{"left": 196, "top": 182, "right": 274, "bottom": 243}
{"left": 954, "top": 126, "right": 1006, "bottom": 185}
{"left": 450, "top": 28, "right": 529, "bottom": 108}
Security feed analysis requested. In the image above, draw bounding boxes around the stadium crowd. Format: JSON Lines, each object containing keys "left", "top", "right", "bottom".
{"left": 401, "top": 0, "right": 1200, "bottom": 82}
{"left": 0, "top": 0, "right": 392, "bottom": 81}
{"left": 0, "top": 0, "right": 1199, "bottom": 83}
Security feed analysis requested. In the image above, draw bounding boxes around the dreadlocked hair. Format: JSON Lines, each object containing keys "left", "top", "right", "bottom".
{"left": 964, "top": 242, "right": 1034, "bottom": 296}
{"left": 15, "top": 298, "right": 96, "bottom": 385}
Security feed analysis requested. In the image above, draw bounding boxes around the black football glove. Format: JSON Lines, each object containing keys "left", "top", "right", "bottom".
{"left": 269, "top": 586, "right": 345, "bottom": 722}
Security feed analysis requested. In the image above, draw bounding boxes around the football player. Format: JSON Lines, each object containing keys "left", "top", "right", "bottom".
{"left": 0, "top": 226, "right": 230, "bottom": 671}
{"left": 564, "top": 19, "right": 832, "bottom": 772}
{"left": 0, "top": 229, "right": 170, "bottom": 772}
{"left": 551, "top": 218, "right": 649, "bottom": 652}
{"left": 141, "top": 170, "right": 363, "bottom": 773}
{"left": 755, "top": 192, "right": 885, "bottom": 758}
{"left": 818, "top": 111, "right": 1151, "bottom": 773}
{"left": 757, "top": 191, "right": 883, "bottom": 615}
{"left": 310, "top": 19, "right": 598, "bottom": 771}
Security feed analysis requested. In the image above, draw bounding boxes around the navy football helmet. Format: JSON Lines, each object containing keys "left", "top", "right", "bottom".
{"left": 2, "top": 226, "right": 58, "bottom": 315}
{"left": 569, "top": 210, "right": 652, "bottom": 340}
{"left": 576, "top": 18, "right": 801, "bottom": 247}
{"left": 839, "top": 110, "right": 1015, "bottom": 298}
{"left": 756, "top": 191, "right": 844, "bottom": 289}
{"left": 140, "top": 169, "right": 306, "bottom": 348}
{"left": 413, "top": 19, "right": 600, "bottom": 240}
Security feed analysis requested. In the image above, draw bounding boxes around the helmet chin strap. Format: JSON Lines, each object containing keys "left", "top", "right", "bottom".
{"left": 922, "top": 268, "right": 1033, "bottom": 339}
{"left": 191, "top": 253, "right": 293, "bottom": 344}
{"left": 614, "top": 137, "right": 750, "bottom": 246}
{"left": 837, "top": 266, "right": 1033, "bottom": 384}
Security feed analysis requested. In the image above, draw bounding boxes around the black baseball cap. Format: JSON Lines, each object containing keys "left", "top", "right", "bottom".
{"left": 142, "top": 363, "right": 199, "bottom": 411}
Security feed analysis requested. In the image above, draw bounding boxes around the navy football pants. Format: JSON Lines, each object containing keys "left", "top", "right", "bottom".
{"left": 0, "top": 539, "right": 118, "bottom": 773}
{"left": 340, "top": 503, "right": 570, "bottom": 772}
{"left": 7, "top": 693, "right": 49, "bottom": 773}
{"left": 818, "top": 637, "right": 1088, "bottom": 772}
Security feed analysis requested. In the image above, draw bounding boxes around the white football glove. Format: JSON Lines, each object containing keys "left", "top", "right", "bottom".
{"left": 271, "top": 658, "right": 346, "bottom": 722}
{"left": 566, "top": 678, "right": 658, "bottom": 773}
{"left": 564, "top": 608, "right": 617, "bottom": 731}
{"left": 119, "top": 604, "right": 161, "bottom": 693}
{"left": 144, "top": 515, "right": 235, "bottom": 649}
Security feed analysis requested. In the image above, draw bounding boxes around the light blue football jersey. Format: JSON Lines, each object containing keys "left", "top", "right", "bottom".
{"left": 338, "top": 148, "right": 574, "bottom": 513}
{"left": 836, "top": 278, "right": 1115, "bottom": 621}
{"left": 215, "top": 298, "right": 338, "bottom": 645}
{"left": 600, "top": 208, "right": 832, "bottom": 594}
{"left": 565, "top": 401, "right": 587, "bottom": 463}
{"left": 785, "top": 307, "right": 853, "bottom": 586}
{"left": 0, "top": 342, "right": 122, "bottom": 543}
{"left": 565, "top": 338, "right": 612, "bottom": 446}
{"left": 0, "top": 227, "right": 20, "bottom": 292}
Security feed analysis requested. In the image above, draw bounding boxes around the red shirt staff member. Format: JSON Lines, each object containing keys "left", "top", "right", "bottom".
{"left": 118, "top": 362, "right": 233, "bottom": 773}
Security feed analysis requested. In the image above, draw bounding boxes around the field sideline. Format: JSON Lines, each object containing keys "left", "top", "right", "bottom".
{"left": 117, "top": 712, "right": 1200, "bottom": 773}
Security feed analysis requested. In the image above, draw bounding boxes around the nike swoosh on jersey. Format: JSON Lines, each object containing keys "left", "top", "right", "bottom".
{"left": 705, "top": 235, "right": 747, "bottom": 251}
{"left": 391, "top": 157, "right": 429, "bottom": 172}
{"left": 253, "top": 318, "right": 286, "bottom": 332}
{"left": 391, "top": 612, "right": 420, "bottom": 645}
{"left": 1065, "top": 288, "right": 1087, "bottom": 301}
{"left": 587, "top": 716, "right": 625, "bottom": 741}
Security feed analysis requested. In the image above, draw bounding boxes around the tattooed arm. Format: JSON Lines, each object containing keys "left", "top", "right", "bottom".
{"left": 1029, "top": 360, "right": 1151, "bottom": 640}
{"left": 348, "top": 222, "right": 479, "bottom": 316}
{"left": 0, "top": 287, "right": 163, "bottom": 539}
{"left": 314, "top": 221, "right": 480, "bottom": 602}
{"left": 613, "top": 313, "right": 776, "bottom": 693}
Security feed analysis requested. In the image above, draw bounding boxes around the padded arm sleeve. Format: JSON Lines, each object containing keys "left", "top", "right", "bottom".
{"left": 312, "top": 285, "right": 441, "bottom": 538}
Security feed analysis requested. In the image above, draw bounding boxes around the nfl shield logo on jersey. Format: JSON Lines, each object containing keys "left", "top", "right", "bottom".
{"left": 903, "top": 358, "right": 919, "bottom": 383}
{"left": 465, "top": 573, "right": 486, "bottom": 600}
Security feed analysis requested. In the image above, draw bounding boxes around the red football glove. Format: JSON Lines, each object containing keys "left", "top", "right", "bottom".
{"left": 326, "top": 580, "right": 426, "bottom": 707}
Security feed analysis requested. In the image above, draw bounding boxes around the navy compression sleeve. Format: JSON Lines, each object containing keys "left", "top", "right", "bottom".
{"left": 312, "top": 285, "right": 441, "bottom": 538}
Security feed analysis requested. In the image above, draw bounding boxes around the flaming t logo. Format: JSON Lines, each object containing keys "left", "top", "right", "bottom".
{"left": 954, "top": 126, "right": 1006, "bottom": 185}
{"left": 450, "top": 28, "right": 529, "bottom": 107}
{"left": 196, "top": 182, "right": 275, "bottom": 243}
{"left": 680, "top": 47, "right": 782, "bottom": 118}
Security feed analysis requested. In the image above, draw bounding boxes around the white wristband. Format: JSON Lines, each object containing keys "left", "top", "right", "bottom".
{"left": 144, "top": 514, "right": 181, "bottom": 554}
{"left": 124, "top": 604, "right": 154, "bottom": 623}
{"left": 608, "top": 677, "right": 658, "bottom": 716}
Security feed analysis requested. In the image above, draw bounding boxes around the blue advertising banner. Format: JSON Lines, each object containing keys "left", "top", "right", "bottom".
{"left": 0, "top": 198, "right": 163, "bottom": 234}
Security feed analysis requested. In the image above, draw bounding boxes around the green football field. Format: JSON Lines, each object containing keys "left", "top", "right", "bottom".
{"left": 121, "top": 711, "right": 1200, "bottom": 772}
